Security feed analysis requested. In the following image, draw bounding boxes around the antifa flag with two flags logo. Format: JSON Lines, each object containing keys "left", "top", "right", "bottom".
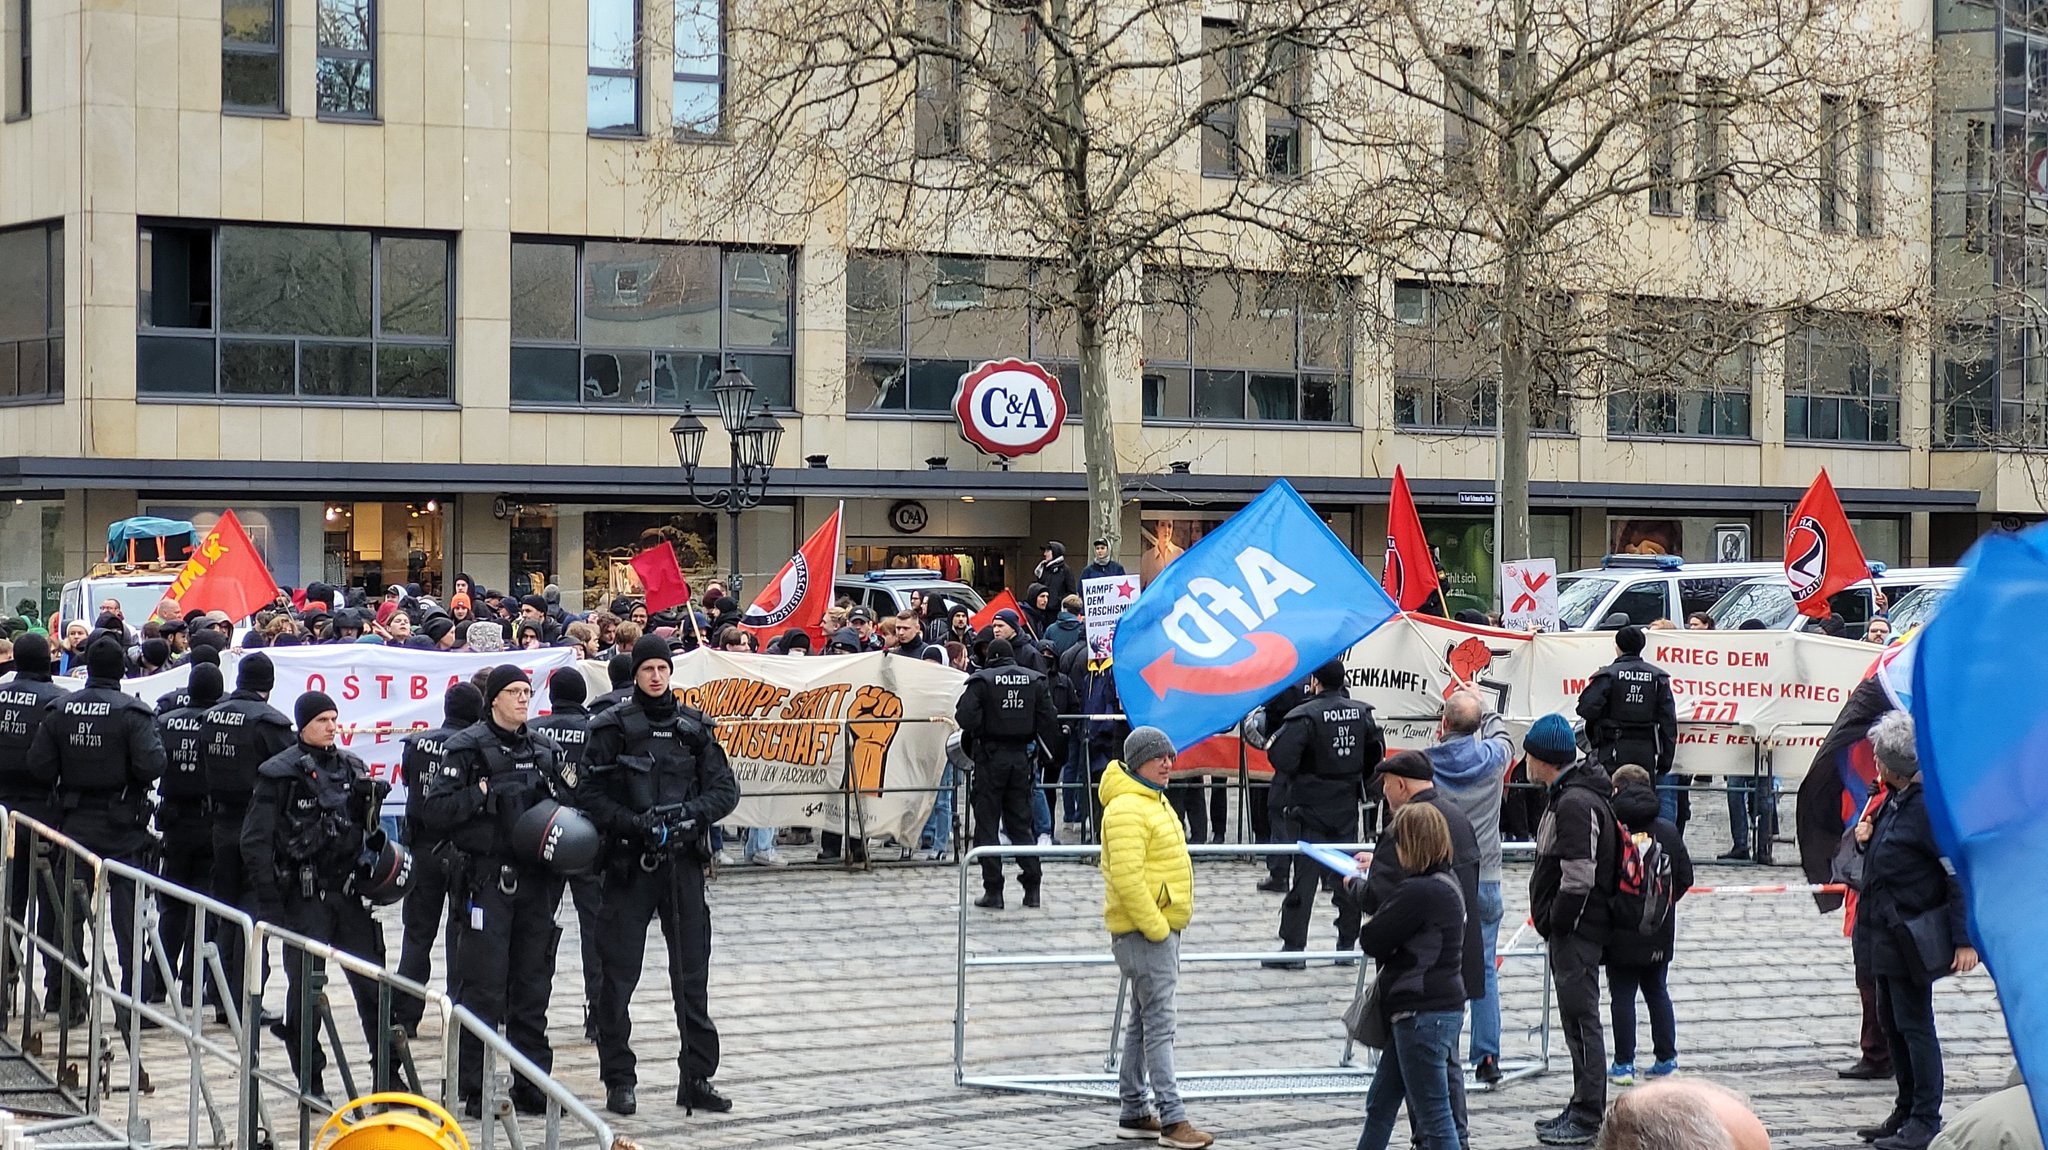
{"left": 1785, "top": 470, "right": 1870, "bottom": 619}
{"left": 1381, "top": 465, "right": 1442, "bottom": 613}
{"left": 740, "top": 505, "right": 843, "bottom": 645}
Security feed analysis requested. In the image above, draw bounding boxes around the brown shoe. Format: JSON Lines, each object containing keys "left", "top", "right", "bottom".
{"left": 1158, "top": 1120, "right": 1216, "bottom": 1149}
{"left": 1116, "top": 1114, "right": 1163, "bottom": 1139}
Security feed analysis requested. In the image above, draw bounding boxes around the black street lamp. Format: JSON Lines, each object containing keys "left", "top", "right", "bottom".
{"left": 671, "top": 361, "right": 784, "bottom": 599}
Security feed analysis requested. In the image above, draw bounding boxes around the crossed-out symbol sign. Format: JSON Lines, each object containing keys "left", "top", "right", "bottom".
{"left": 1508, "top": 565, "right": 1551, "bottom": 614}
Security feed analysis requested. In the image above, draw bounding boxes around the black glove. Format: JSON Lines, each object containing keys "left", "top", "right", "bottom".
{"left": 635, "top": 811, "right": 670, "bottom": 851}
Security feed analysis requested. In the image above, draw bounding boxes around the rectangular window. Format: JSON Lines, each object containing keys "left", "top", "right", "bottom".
{"left": 1785, "top": 312, "right": 1900, "bottom": 444}
{"left": 673, "top": 0, "right": 722, "bottom": 137}
{"left": 1996, "top": 321, "right": 2048, "bottom": 446}
{"left": 1855, "top": 98, "right": 1881, "bottom": 236}
{"left": 1964, "top": 117, "right": 1989, "bottom": 254}
{"left": 588, "top": 0, "right": 641, "bottom": 135}
{"left": 1392, "top": 283, "right": 1568, "bottom": 432}
{"left": 1937, "top": 324, "right": 1995, "bottom": 446}
{"left": 1648, "top": 71, "right": 1680, "bottom": 216}
{"left": 986, "top": 8, "right": 1037, "bottom": 163}
{"left": 510, "top": 239, "right": 793, "bottom": 409}
{"left": 1695, "top": 78, "right": 1727, "bottom": 220}
{"left": 0, "top": 221, "right": 62, "bottom": 404}
{"left": 847, "top": 253, "right": 1082, "bottom": 417}
{"left": 1264, "top": 39, "right": 1307, "bottom": 178}
{"left": 1444, "top": 45, "right": 1477, "bottom": 171}
{"left": 1819, "top": 93, "right": 1845, "bottom": 230}
{"left": 136, "top": 223, "right": 452, "bottom": 403}
{"left": 1199, "top": 20, "right": 1241, "bottom": 176}
{"left": 223, "top": 0, "right": 285, "bottom": 114}
{"left": 4, "top": 0, "right": 27, "bottom": 120}
{"left": 316, "top": 0, "right": 376, "bottom": 119}
{"left": 1604, "top": 297, "right": 1753, "bottom": 439}
{"left": 914, "top": 0, "right": 963, "bottom": 157}
{"left": 1142, "top": 271, "right": 1350, "bottom": 425}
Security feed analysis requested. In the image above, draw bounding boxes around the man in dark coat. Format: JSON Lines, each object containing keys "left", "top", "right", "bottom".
{"left": 1263, "top": 660, "right": 1382, "bottom": 966}
{"left": 1034, "top": 541, "right": 1077, "bottom": 611}
{"left": 1575, "top": 625, "right": 1678, "bottom": 818}
{"left": 1850, "top": 712, "right": 1975, "bottom": 1150}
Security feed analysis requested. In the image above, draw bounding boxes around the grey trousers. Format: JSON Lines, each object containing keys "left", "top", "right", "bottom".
{"left": 1112, "top": 930, "right": 1184, "bottom": 1125}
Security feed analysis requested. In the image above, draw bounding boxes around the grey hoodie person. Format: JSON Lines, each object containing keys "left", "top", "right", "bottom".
{"left": 1426, "top": 708, "right": 1514, "bottom": 883}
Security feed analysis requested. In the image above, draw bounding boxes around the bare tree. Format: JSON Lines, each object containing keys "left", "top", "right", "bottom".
{"left": 1325, "top": 0, "right": 1933, "bottom": 560}
{"left": 643, "top": 0, "right": 1373, "bottom": 556}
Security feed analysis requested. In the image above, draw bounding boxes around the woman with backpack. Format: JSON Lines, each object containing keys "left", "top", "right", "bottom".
{"left": 1349, "top": 802, "right": 1468, "bottom": 1150}
{"left": 1605, "top": 764, "right": 1694, "bottom": 1087}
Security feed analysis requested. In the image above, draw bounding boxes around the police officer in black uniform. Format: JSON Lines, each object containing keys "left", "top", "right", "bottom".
{"left": 530, "top": 668, "right": 604, "bottom": 1040}
{"left": 414, "top": 665, "right": 570, "bottom": 1117}
{"left": 153, "top": 643, "right": 221, "bottom": 715}
{"left": 26, "top": 636, "right": 164, "bottom": 1012}
{"left": 0, "top": 633, "right": 79, "bottom": 1022}
{"left": 955, "top": 637, "right": 1059, "bottom": 910}
{"left": 1250, "top": 677, "right": 1310, "bottom": 895}
{"left": 390, "top": 682, "right": 482, "bottom": 1037}
{"left": 200, "top": 653, "right": 295, "bottom": 1012}
{"left": 578, "top": 636, "right": 739, "bottom": 1118}
{"left": 1575, "top": 625, "right": 1678, "bottom": 781}
{"left": 150, "top": 662, "right": 225, "bottom": 1010}
{"left": 240, "top": 690, "right": 395, "bottom": 1094}
{"left": 1262, "top": 659, "right": 1382, "bottom": 968}
{"left": 588, "top": 654, "right": 634, "bottom": 716}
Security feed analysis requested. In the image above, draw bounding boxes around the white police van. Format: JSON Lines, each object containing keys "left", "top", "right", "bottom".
{"left": 1706, "top": 566, "right": 1963, "bottom": 638}
{"left": 1554, "top": 555, "right": 1785, "bottom": 631}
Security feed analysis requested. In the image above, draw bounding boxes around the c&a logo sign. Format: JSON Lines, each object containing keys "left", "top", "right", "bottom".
{"left": 953, "top": 359, "right": 1067, "bottom": 458}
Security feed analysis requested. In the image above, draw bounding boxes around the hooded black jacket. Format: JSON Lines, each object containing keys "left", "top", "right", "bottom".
{"left": 1605, "top": 781, "right": 1693, "bottom": 966}
{"left": 1530, "top": 759, "right": 1618, "bottom": 943}
{"left": 1354, "top": 863, "right": 1467, "bottom": 1015}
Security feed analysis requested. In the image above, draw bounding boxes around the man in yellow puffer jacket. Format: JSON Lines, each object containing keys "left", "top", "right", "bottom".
{"left": 1099, "top": 727, "right": 1214, "bottom": 1150}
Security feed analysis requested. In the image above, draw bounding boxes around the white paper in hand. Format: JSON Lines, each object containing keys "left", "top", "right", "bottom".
{"left": 1298, "top": 840, "right": 1364, "bottom": 879}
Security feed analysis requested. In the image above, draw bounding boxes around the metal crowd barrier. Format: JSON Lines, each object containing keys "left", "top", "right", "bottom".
{"left": 0, "top": 808, "right": 616, "bottom": 1150}
{"left": 952, "top": 842, "right": 1552, "bottom": 1099}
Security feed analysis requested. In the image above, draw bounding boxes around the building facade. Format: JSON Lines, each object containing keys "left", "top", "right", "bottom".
{"left": 0, "top": 0, "right": 2011, "bottom": 622}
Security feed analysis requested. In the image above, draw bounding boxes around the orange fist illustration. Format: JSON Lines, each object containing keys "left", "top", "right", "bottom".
{"left": 845, "top": 686, "right": 904, "bottom": 797}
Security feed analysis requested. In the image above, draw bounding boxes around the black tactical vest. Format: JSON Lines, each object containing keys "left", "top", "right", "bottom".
{"left": 973, "top": 666, "right": 1041, "bottom": 740}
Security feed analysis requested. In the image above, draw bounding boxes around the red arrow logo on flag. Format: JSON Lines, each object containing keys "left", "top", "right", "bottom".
{"left": 1139, "top": 632, "right": 1300, "bottom": 699}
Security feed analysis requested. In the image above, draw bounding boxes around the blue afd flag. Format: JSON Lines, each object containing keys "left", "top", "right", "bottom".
{"left": 1112, "top": 479, "right": 1399, "bottom": 750}
{"left": 1910, "top": 526, "right": 2048, "bottom": 1143}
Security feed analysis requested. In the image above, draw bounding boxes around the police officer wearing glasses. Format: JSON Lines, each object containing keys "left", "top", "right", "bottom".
{"left": 414, "top": 665, "right": 572, "bottom": 1118}
{"left": 578, "top": 636, "right": 739, "bottom": 1118}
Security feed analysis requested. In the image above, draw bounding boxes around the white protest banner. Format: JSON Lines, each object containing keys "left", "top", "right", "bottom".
{"left": 1342, "top": 614, "right": 1878, "bottom": 776}
{"left": 1082, "top": 573, "right": 1142, "bottom": 657}
{"left": 1500, "top": 558, "right": 1559, "bottom": 631}
{"left": 671, "top": 648, "right": 964, "bottom": 841}
{"left": 71, "top": 646, "right": 581, "bottom": 810}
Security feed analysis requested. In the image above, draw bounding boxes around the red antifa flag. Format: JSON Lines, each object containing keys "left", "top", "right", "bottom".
{"left": 628, "top": 542, "right": 692, "bottom": 613}
{"left": 741, "top": 505, "right": 842, "bottom": 642}
{"left": 165, "top": 509, "right": 278, "bottom": 623}
{"left": 972, "top": 588, "right": 1026, "bottom": 634}
{"left": 1382, "top": 466, "right": 1441, "bottom": 612}
{"left": 1785, "top": 470, "right": 1869, "bottom": 619}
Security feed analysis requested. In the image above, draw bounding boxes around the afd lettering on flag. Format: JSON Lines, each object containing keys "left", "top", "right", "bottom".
{"left": 1112, "top": 480, "right": 1399, "bottom": 749}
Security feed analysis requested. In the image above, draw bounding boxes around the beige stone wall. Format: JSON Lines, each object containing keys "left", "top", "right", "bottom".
{"left": 0, "top": 0, "right": 1961, "bottom": 510}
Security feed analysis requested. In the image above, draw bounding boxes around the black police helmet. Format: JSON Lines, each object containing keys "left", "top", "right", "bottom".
{"left": 510, "top": 799, "right": 601, "bottom": 876}
{"left": 356, "top": 833, "right": 419, "bottom": 906}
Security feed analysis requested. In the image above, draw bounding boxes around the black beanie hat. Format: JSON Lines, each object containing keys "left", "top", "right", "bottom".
{"left": 295, "top": 690, "right": 338, "bottom": 730}
{"left": 713, "top": 597, "right": 740, "bottom": 616}
{"left": 520, "top": 594, "right": 547, "bottom": 614}
{"left": 188, "top": 662, "right": 225, "bottom": 709}
{"left": 190, "top": 629, "right": 229, "bottom": 654}
{"left": 1313, "top": 659, "right": 1347, "bottom": 691}
{"left": 188, "top": 643, "right": 221, "bottom": 666}
{"left": 631, "top": 634, "right": 672, "bottom": 673}
{"left": 86, "top": 636, "right": 125, "bottom": 682}
{"left": 548, "top": 666, "right": 588, "bottom": 708}
{"left": 780, "top": 629, "right": 812, "bottom": 652}
{"left": 11, "top": 632, "right": 50, "bottom": 677}
{"left": 238, "top": 651, "right": 276, "bottom": 693}
{"left": 606, "top": 653, "right": 633, "bottom": 688}
{"left": 444, "top": 682, "right": 484, "bottom": 727}
{"left": 141, "top": 638, "right": 171, "bottom": 668}
{"left": 422, "top": 616, "right": 455, "bottom": 643}
{"left": 1616, "top": 625, "right": 1646, "bottom": 656}
{"left": 484, "top": 664, "right": 529, "bottom": 709}
{"left": 985, "top": 637, "right": 1015, "bottom": 662}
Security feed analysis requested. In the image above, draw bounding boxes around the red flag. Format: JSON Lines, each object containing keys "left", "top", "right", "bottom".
{"left": 741, "top": 506, "right": 843, "bottom": 641}
{"left": 971, "top": 588, "right": 1026, "bottom": 634}
{"left": 1786, "top": 470, "right": 1870, "bottom": 619}
{"left": 165, "top": 509, "right": 278, "bottom": 623}
{"left": 1382, "top": 466, "right": 1442, "bottom": 612}
{"left": 629, "top": 542, "right": 692, "bottom": 613}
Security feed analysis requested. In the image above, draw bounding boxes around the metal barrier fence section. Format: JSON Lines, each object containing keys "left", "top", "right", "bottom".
{"left": 0, "top": 809, "right": 616, "bottom": 1150}
{"left": 953, "top": 842, "right": 1553, "bottom": 1099}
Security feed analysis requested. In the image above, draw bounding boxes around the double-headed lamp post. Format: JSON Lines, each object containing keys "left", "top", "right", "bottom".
{"left": 670, "top": 362, "right": 784, "bottom": 600}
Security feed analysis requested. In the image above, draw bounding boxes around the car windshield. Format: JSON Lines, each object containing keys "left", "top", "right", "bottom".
{"left": 1885, "top": 585, "right": 1947, "bottom": 635}
{"left": 1709, "top": 579, "right": 1793, "bottom": 629}
{"left": 928, "top": 587, "right": 986, "bottom": 616}
{"left": 1555, "top": 577, "right": 1617, "bottom": 629}
{"left": 91, "top": 577, "right": 179, "bottom": 625}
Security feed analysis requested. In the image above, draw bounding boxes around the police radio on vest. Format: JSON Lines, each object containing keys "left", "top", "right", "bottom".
{"left": 1161, "top": 548, "right": 1316, "bottom": 659}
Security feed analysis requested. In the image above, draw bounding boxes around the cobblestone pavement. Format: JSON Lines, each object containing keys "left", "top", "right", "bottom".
{"left": 64, "top": 802, "right": 2015, "bottom": 1150}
